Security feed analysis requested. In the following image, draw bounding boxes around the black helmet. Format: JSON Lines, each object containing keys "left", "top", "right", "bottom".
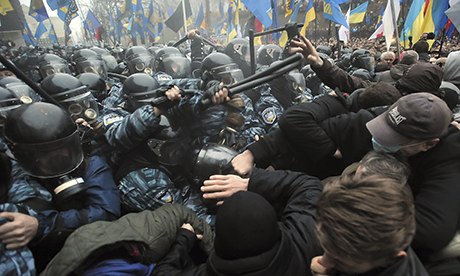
{"left": 89, "top": 46, "right": 110, "bottom": 56}
{"left": 72, "top": 49, "right": 108, "bottom": 78}
{"left": 72, "top": 49, "right": 99, "bottom": 62}
{"left": 90, "top": 47, "right": 118, "bottom": 72}
{"left": 191, "top": 144, "right": 237, "bottom": 185}
{"left": 351, "top": 49, "right": 375, "bottom": 72}
{"left": 38, "top": 53, "right": 71, "bottom": 79}
{"left": 153, "top": 47, "right": 191, "bottom": 78}
{"left": 352, "top": 68, "right": 372, "bottom": 81}
{"left": 40, "top": 73, "right": 99, "bottom": 123}
{"left": 0, "top": 87, "right": 23, "bottom": 128}
{"left": 78, "top": 73, "right": 107, "bottom": 102}
{"left": 201, "top": 52, "right": 244, "bottom": 86}
{"left": 122, "top": 73, "right": 161, "bottom": 112}
{"left": 125, "top": 46, "right": 149, "bottom": 60}
{"left": 4, "top": 102, "right": 86, "bottom": 202}
{"left": 225, "top": 38, "right": 251, "bottom": 77}
{"left": 336, "top": 53, "right": 352, "bottom": 70}
{"left": 125, "top": 46, "right": 154, "bottom": 75}
{"left": 0, "top": 76, "right": 22, "bottom": 87}
{"left": 257, "top": 44, "right": 282, "bottom": 66}
{"left": 4, "top": 102, "right": 83, "bottom": 178}
{"left": 3, "top": 81, "right": 41, "bottom": 103}
{"left": 316, "top": 45, "right": 332, "bottom": 57}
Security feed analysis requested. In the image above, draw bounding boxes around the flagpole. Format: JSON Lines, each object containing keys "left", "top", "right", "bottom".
{"left": 389, "top": 0, "right": 400, "bottom": 59}
{"left": 181, "top": 0, "right": 188, "bottom": 34}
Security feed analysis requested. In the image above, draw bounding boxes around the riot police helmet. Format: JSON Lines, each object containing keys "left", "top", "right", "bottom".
{"left": 40, "top": 73, "right": 99, "bottom": 123}
{"left": 122, "top": 73, "right": 161, "bottom": 112}
{"left": 257, "top": 44, "right": 282, "bottom": 66}
{"left": 201, "top": 52, "right": 244, "bottom": 87}
{"left": 38, "top": 53, "right": 71, "bottom": 79}
{"left": 225, "top": 38, "right": 251, "bottom": 77}
{"left": 4, "top": 102, "right": 84, "bottom": 178}
{"left": 78, "top": 72, "right": 107, "bottom": 102}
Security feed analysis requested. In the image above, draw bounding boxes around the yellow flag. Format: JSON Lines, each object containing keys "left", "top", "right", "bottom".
{"left": 0, "top": 0, "right": 13, "bottom": 16}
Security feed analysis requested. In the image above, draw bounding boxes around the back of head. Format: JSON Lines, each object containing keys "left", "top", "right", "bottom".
{"left": 357, "top": 81, "right": 402, "bottom": 109}
{"left": 413, "top": 40, "right": 429, "bottom": 54}
{"left": 395, "top": 62, "right": 443, "bottom": 95}
{"left": 214, "top": 191, "right": 280, "bottom": 260}
{"left": 316, "top": 175, "right": 415, "bottom": 273}
{"left": 399, "top": 50, "right": 419, "bottom": 65}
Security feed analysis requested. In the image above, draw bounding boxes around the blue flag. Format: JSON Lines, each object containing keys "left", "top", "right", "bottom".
{"left": 48, "top": 24, "right": 58, "bottom": 44}
{"left": 323, "top": 0, "right": 348, "bottom": 29}
{"left": 34, "top": 21, "right": 47, "bottom": 39}
{"left": 271, "top": 0, "right": 280, "bottom": 41}
{"left": 29, "top": 0, "right": 49, "bottom": 22}
{"left": 86, "top": 9, "right": 101, "bottom": 34}
{"left": 46, "top": 0, "right": 67, "bottom": 10}
{"left": 22, "top": 21, "right": 36, "bottom": 46}
{"left": 132, "top": 0, "right": 145, "bottom": 42}
{"left": 241, "top": 0, "right": 273, "bottom": 28}
{"left": 195, "top": 2, "right": 204, "bottom": 28}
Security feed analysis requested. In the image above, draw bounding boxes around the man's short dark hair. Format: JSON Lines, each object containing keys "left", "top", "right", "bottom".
{"left": 316, "top": 175, "right": 416, "bottom": 272}
{"left": 413, "top": 40, "right": 429, "bottom": 54}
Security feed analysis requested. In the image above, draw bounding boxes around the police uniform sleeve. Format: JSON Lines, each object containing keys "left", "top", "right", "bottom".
{"left": 103, "top": 105, "right": 162, "bottom": 152}
{"left": 8, "top": 160, "right": 52, "bottom": 211}
{"left": 34, "top": 155, "right": 120, "bottom": 240}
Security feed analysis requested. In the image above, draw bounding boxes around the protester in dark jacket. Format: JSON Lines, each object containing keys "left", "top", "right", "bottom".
{"left": 153, "top": 168, "right": 323, "bottom": 276}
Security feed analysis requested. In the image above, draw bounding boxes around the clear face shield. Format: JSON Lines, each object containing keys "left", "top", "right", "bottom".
{"left": 161, "top": 56, "right": 191, "bottom": 79}
{"left": 6, "top": 130, "right": 86, "bottom": 204}
{"left": 211, "top": 63, "right": 244, "bottom": 86}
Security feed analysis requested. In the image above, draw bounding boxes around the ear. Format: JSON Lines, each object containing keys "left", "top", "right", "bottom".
{"left": 422, "top": 138, "right": 440, "bottom": 151}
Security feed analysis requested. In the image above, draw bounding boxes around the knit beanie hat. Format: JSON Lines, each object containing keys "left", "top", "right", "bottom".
{"left": 214, "top": 191, "right": 281, "bottom": 260}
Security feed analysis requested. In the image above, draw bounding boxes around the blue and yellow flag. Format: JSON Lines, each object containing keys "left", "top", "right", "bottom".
{"left": 46, "top": 0, "right": 66, "bottom": 10}
{"left": 349, "top": 1, "right": 368, "bottom": 24}
{"left": 285, "top": 0, "right": 295, "bottom": 17}
{"left": 34, "top": 21, "right": 47, "bottom": 40}
{"left": 300, "top": 0, "right": 316, "bottom": 35}
{"left": 279, "top": 0, "right": 302, "bottom": 47}
{"left": 132, "top": 0, "right": 145, "bottom": 41}
{"left": 241, "top": 0, "right": 273, "bottom": 28}
{"left": 29, "top": 0, "right": 49, "bottom": 22}
{"left": 323, "top": 0, "right": 348, "bottom": 29}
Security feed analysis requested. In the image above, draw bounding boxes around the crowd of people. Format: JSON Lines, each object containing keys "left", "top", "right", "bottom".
{"left": 0, "top": 29, "right": 460, "bottom": 276}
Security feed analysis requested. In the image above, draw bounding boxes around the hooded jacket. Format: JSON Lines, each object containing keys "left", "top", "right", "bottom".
{"left": 40, "top": 203, "right": 214, "bottom": 276}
